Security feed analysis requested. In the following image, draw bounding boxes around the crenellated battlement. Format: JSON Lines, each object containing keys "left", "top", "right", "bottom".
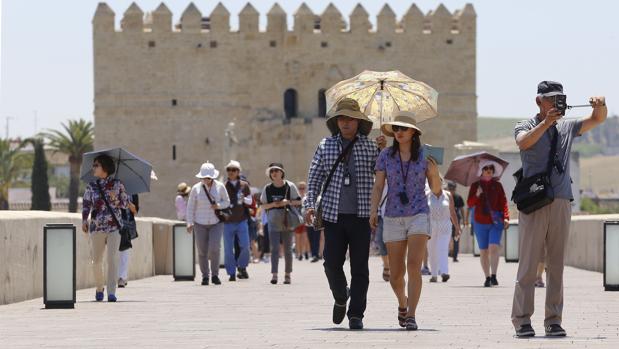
{"left": 93, "top": 2, "right": 476, "bottom": 35}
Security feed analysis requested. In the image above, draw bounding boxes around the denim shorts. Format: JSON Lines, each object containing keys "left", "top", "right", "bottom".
{"left": 383, "top": 214, "right": 431, "bottom": 243}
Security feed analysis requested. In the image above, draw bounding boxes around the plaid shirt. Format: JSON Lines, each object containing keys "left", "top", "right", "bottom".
{"left": 304, "top": 134, "right": 379, "bottom": 223}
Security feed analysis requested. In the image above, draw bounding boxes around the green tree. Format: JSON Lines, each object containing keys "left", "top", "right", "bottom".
{"left": 0, "top": 139, "right": 29, "bottom": 210}
{"left": 40, "top": 119, "right": 94, "bottom": 212}
{"left": 24, "top": 138, "right": 51, "bottom": 211}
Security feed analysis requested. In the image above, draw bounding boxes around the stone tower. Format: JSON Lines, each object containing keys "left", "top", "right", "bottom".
{"left": 92, "top": 2, "right": 477, "bottom": 219}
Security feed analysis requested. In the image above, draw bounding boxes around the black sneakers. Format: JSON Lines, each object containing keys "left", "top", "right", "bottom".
{"left": 484, "top": 277, "right": 492, "bottom": 287}
{"left": 545, "top": 324, "right": 567, "bottom": 337}
{"left": 349, "top": 317, "right": 363, "bottom": 330}
{"left": 490, "top": 274, "right": 499, "bottom": 286}
{"left": 201, "top": 277, "right": 209, "bottom": 286}
{"left": 237, "top": 268, "right": 249, "bottom": 279}
{"left": 211, "top": 276, "right": 221, "bottom": 285}
{"left": 229, "top": 275, "right": 236, "bottom": 282}
{"left": 515, "top": 324, "right": 535, "bottom": 338}
{"left": 332, "top": 287, "right": 350, "bottom": 325}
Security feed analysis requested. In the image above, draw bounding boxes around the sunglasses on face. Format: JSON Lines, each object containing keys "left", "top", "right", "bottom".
{"left": 392, "top": 125, "right": 410, "bottom": 132}
{"left": 226, "top": 168, "right": 239, "bottom": 172}
{"left": 270, "top": 169, "right": 281, "bottom": 174}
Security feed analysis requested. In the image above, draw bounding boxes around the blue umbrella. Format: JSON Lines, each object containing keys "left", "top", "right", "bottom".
{"left": 80, "top": 147, "right": 153, "bottom": 195}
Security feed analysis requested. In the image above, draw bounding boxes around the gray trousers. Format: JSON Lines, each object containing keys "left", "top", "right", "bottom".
{"left": 194, "top": 222, "right": 223, "bottom": 278}
{"left": 270, "top": 230, "right": 293, "bottom": 274}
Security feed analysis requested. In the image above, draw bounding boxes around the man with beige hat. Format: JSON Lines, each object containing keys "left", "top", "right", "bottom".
{"left": 304, "top": 98, "right": 385, "bottom": 330}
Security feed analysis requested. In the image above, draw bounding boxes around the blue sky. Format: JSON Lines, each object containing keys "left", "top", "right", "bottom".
{"left": 1, "top": 0, "right": 617, "bottom": 138}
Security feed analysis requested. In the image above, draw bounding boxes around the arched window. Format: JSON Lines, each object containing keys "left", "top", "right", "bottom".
{"left": 284, "top": 89, "right": 298, "bottom": 119}
{"left": 318, "top": 89, "right": 327, "bottom": 117}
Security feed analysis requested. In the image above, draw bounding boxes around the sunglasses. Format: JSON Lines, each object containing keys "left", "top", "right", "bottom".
{"left": 392, "top": 125, "right": 410, "bottom": 132}
{"left": 226, "top": 168, "right": 239, "bottom": 172}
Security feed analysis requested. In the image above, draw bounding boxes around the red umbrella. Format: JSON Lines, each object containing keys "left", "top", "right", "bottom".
{"left": 444, "top": 151, "right": 509, "bottom": 187}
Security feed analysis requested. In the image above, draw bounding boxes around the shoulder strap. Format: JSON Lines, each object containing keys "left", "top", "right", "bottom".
{"left": 319, "top": 137, "right": 358, "bottom": 197}
{"left": 96, "top": 181, "right": 122, "bottom": 229}
{"left": 547, "top": 125, "right": 559, "bottom": 175}
{"left": 202, "top": 184, "right": 216, "bottom": 205}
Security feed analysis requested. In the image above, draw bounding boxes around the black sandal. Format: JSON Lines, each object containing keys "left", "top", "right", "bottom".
{"left": 404, "top": 317, "right": 418, "bottom": 331}
{"left": 398, "top": 307, "right": 408, "bottom": 327}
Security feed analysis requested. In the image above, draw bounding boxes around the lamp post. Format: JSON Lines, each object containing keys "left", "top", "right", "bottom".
{"left": 43, "top": 223, "right": 76, "bottom": 309}
{"left": 504, "top": 222, "right": 519, "bottom": 263}
{"left": 173, "top": 223, "right": 195, "bottom": 281}
{"left": 604, "top": 221, "right": 619, "bottom": 291}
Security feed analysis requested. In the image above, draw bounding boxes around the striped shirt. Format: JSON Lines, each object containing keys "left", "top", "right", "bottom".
{"left": 304, "top": 134, "right": 379, "bottom": 223}
{"left": 186, "top": 180, "right": 230, "bottom": 226}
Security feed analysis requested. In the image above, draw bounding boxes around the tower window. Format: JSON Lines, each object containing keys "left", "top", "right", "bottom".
{"left": 284, "top": 89, "right": 298, "bottom": 119}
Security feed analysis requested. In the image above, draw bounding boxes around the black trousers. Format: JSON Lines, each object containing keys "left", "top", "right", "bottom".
{"left": 323, "top": 214, "right": 371, "bottom": 319}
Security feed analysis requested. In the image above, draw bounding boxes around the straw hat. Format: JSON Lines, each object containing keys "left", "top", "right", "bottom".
{"left": 381, "top": 111, "right": 423, "bottom": 137}
{"left": 477, "top": 159, "right": 504, "bottom": 178}
{"left": 326, "top": 98, "right": 373, "bottom": 136}
{"left": 195, "top": 162, "right": 220, "bottom": 179}
{"left": 177, "top": 182, "right": 191, "bottom": 195}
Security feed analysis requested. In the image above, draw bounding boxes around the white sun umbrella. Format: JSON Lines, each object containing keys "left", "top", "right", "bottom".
{"left": 325, "top": 70, "right": 439, "bottom": 128}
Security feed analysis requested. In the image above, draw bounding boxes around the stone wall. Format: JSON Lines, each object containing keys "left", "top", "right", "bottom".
{"left": 92, "top": 2, "right": 477, "bottom": 219}
{"left": 458, "top": 214, "right": 619, "bottom": 273}
{"left": 0, "top": 211, "right": 179, "bottom": 305}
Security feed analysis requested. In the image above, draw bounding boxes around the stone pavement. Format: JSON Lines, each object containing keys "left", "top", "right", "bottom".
{"left": 1, "top": 255, "right": 618, "bottom": 348}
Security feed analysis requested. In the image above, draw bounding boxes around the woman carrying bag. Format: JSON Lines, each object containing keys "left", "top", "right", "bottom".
{"left": 186, "top": 162, "right": 231, "bottom": 286}
{"left": 260, "top": 163, "right": 302, "bottom": 285}
{"left": 82, "top": 154, "right": 129, "bottom": 302}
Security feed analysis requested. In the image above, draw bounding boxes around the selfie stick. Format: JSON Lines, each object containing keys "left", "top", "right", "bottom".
{"left": 567, "top": 104, "right": 592, "bottom": 109}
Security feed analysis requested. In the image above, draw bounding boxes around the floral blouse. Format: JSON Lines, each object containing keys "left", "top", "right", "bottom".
{"left": 82, "top": 177, "right": 129, "bottom": 233}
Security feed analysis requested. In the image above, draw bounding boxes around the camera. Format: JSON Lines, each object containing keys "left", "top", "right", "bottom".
{"left": 553, "top": 94, "right": 568, "bottom": 116}
{"left": 398, "top": 192, "right": 410, "bottom": 205}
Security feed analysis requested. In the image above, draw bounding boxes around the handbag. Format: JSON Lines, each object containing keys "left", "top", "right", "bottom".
{"left": 511, "top": 125, "right": 559, "bottom": 214}
{"left": 266, "top": 182, "right": 303, "bottom": 232}
{"left": 203, "top": 184, "right": 232, "bottom": 223}
{"left": 96, "top": 182, "right": 132, "bottom": 251}
{"left": 121, "top": 209, "right": 139, "bottom": 240}
{"left": 282, "top": 183, "right": 304, "bottom": 231}
{"left": 313, "top": 137, "right": 358, "bottom": 230}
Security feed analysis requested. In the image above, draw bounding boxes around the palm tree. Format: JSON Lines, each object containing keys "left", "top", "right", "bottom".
{"left": 0, "top": 139, "right": 29, "bottom": 210}
{"left": 40, "top": 119, "right": 94, "bottom": 212}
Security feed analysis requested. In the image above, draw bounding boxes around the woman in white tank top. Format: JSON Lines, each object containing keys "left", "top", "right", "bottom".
{"left": 427, "top": 188, "right": 461, "bottom": 282}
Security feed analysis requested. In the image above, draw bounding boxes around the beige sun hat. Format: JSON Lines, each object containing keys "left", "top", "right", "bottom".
{"left": 225, "top": 160, "right": 242, "bottom": 172}
{"left": 177, "top": 182, "right": 191, "bottom": 195}
{"left": 326, "top": 98, "right": 373, "bottom": 136}
{"left": 381, "top": 111, "right": 423, "bottom": 137}
{"left": 265, "top": 162, "right": 285, "bottom": 178}
{"left": 195, "top": 162, "right": 220, "bottom": 179}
